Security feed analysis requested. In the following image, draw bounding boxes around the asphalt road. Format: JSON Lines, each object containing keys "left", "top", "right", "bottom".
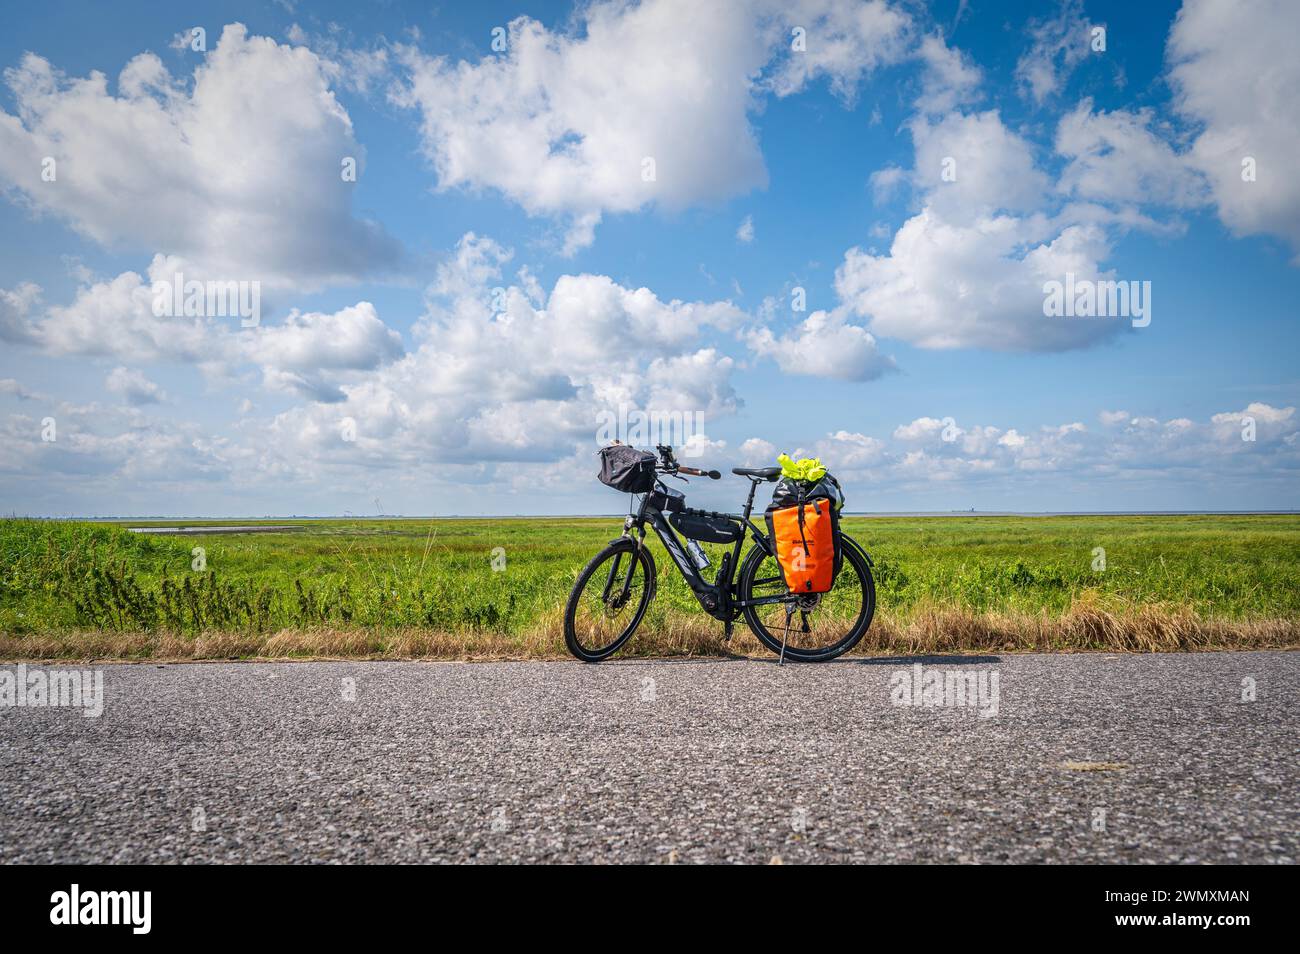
{"left": 1, "top": 653, "right": 1295, "bottom": 864}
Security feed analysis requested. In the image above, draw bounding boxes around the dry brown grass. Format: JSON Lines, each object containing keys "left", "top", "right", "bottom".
{"left": 1, "top": 593, "right": 1295, "bottom": 662}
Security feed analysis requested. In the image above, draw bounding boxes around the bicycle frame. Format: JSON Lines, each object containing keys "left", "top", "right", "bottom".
{"left": 622, "top": 476, "right": 796, "bottom": 622}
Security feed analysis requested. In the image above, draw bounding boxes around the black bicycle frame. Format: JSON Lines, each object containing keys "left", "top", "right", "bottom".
{"left": 625, "top": 477, "right": 796, "bottom": 621}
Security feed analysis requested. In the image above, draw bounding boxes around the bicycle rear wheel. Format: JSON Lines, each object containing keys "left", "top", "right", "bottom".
{"left": 738, "top": 534, "right": 875, "bottom": 662}
{"left": 563, "top": 540, "right": 656, "bottom": 662}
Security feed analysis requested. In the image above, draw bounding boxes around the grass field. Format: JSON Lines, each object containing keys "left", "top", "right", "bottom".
{"left": 1, "top": 514, "right": 1297, "bottom": 659}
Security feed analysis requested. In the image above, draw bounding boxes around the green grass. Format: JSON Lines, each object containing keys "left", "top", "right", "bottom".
{"left": 1, "top": 514, "right": 1297, "bottom": 657}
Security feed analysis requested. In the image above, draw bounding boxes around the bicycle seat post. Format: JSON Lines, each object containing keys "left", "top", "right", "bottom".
{"left": 742, "top": 477, "right": 759, "bottom": 519}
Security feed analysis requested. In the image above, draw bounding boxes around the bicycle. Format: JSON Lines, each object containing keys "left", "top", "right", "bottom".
{"left": 564, "top": 445, "right": 877, "bottom": 662}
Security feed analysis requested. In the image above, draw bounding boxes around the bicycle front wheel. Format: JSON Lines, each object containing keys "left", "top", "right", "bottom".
{"left": 738, "top": 534, "right": 875, "bottom": 662}
{"left": 563, "top": 540, "right": 656, "bottom": 662}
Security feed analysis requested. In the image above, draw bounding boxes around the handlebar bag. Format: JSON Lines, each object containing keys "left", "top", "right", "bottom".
{"left": 764, "top": 474, "right": 844, "bottom": 594}
{"left": 598, "top": 444, "right": 657, "bottom": 494}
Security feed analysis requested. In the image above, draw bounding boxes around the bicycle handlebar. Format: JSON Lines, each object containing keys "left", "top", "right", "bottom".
{"left": 654, "top": 445, "right": 719, "bottom": 479}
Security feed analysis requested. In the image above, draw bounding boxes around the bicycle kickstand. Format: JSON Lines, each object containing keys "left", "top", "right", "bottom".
{"left": 780, "top": 602, "right": 795, "bottom": 666}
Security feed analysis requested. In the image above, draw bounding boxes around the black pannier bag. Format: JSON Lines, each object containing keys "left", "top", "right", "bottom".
{"left": 670, "top": 508, "right": 741, "bottom": 544}
{"left": 597, "top": 444, "right": 657, "bottom": 494}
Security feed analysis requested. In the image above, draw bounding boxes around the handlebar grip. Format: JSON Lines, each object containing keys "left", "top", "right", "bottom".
{"left": 678, "top": 467, "right": 722, "bottom": 479}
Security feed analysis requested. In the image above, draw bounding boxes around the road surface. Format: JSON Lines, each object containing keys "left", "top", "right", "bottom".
{"left": 1, "top": 653, "right": 1295, "bottom": 863}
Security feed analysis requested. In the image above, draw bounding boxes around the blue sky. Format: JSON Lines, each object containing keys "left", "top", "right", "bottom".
{"left": 1, "top": 0, "right": 1297, "bottom": 516}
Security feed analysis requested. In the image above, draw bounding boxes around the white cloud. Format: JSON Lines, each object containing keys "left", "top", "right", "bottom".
{"left": 36, "top": 263, "right": 237, "bottom": 367}
{"left": 390, "top": 2, "right": 767, "bottom": 254}
{"left": 745, "top": 308, "right": 896, "bottom": 381}
{"left": 1211, "top": 402, "right": 1296, "bottom": 442}
{"left": 762, "top": 0, "right": 911, "bottom": 102}
{"left": 736, "top": 215, "right": 755, "bottom": 243}
{"left": 914, "top": 34, "right": 981, "bottom": 115}
{"left": 836, "top": 206, "right": 1129, "bottom": 351}
{"left": 245, "top": 302, "right": 405, "bottom": 402}
{"left": 1056, "top": 100, "right": 1207, "bottom": 208}
{"left": 105, "top": 366, "right": 166, "bottom": 405}
{"left": 738, "top": 437, "right": 778, "bottom": 466}
{"left": 0, "top": 24, "right": 401, "bottom": 288}
{"left": 235, "top": 232, "right": 752, "bottom": 471}
{"left": 836, "top": 71, "right": 1175, "bottom": 352}
{"left": 804, "top": 402, "right": 1299, "bottom": 493}
{"left": 817, "top": 430, "right": 887, "bottom": 469}
{"left": 1168, "top": 0, "right": 1300, "bottom": 261}
{"left": 869, "top": 165, "right": 907, "bottom": 203}
{"left": 0, "top": 283, "right": 40, "bottom": 343}
{"left": 389, "top": 0, "right": 912, "bottom": 252}
{"left": 18, "top": 260, "right": 406, "bottom": 402}
{"left": 0, "top": 378, "right": 44, "bottom": 401}
{"left": 1014, "top": 0, "right": 1099, "bottom": 105}
{"left": 909, "top": 110, "right": 1049, "bottom": 217}
{"left": 117, "top": 229, "right": 746, "bottom": 473}
{"left": 2, "top": 402, "right": 235, "bottom": 484}
{"left": 893, "top": 417, "right": 947, "bottom": 441}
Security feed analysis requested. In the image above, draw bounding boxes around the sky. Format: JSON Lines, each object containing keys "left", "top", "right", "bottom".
{"left": 0, "top": 0, "right": 1297, "bottom": 517}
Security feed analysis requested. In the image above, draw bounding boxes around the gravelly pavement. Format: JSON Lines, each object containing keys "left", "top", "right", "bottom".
{"left": 0, "top": 653, "right": 1295, "bottom": 864}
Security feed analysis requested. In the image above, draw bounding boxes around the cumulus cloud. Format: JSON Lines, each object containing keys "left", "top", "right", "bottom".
{"left": 1056, "top": 100, "right": 1207, "bottom": 208}
{"left": 1168, "top": 0, "right": 1300, "bottom": 261}
{"left": 744, "top": 308, "right": 896, "bottom": 380}
{"left": 787, "top": 402, "right": 1300, "bottom": 494}
{"left": 235, "top": 232, "right": 751, "bottom": 472}
{"left": 737, "top": 437, "right": 778, "bottom": 466}
{"left": 245, "top": 302, "right": 404, "bottom": 402}
{"left": 0, "top": 24, "right": 401, "bottom": 288}
{"left": 2, "top": 401, "right": 236, "bottom": 485}
{"left": 389, "top": 2, "right": 765, "bottom": 254}
{"left": 1211, "top": 402, "right": 1296, "bottom": 441}
{"left": 837, "top": 46, "right": 1177, "bottom": 352}
{"left": 13, "top": 258, "right": 407, "bottom": 403}
{"left": 908, "top": 109, "right": 1049, "bottom": 217}
{"left": 34, "top": 261, "right": 237, "bottom": 367}
{"left": 389, "top": 0, "right": 912, "bottom": 252}
{"left": 736, "top": 215, "right": 755, "bottom": 243}
{"left": 914, "top": 34, "right": 981, "bottom": 115}
{"left": 836, "top": 205, "right": 1130, "bottom": 351}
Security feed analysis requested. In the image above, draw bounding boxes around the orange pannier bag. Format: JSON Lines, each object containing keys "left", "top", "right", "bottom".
{"left": 767, "top": 497, "right": 839, "bottom": 594}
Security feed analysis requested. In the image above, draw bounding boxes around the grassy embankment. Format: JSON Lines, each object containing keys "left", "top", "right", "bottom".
{"left": 1, "top": 515, "right": 1296, "bottom": 659}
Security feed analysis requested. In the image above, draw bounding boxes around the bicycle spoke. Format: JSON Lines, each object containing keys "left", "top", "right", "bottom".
{"left": 748, "top": 552, "right": 867, "bottom": 652}
{"left": 571, "top": 547, "right": 648, "bottom": 655}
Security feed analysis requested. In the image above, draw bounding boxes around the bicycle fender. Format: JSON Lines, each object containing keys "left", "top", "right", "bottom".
{"left": 839, "top": 532, "right": 873, "bottom": 566}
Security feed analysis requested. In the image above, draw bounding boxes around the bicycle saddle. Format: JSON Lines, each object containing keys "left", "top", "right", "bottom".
{"left": 732, "top": 466, "right": 782, "bottom": 481}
